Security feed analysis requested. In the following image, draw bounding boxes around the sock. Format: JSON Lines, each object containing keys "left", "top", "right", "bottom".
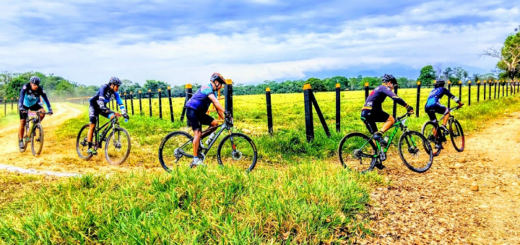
{"left": 194, "top": 157, "right": 199, "bottom": 161}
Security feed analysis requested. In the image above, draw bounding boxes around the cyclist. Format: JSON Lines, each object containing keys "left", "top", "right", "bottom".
{"left": 185, "top": 72, "right": 227, "bottom": 167}
{"left": 424, "top": 79, "right": 463, "bottom": 149}
{"left": 361, "top": 74, "right": 413, "bottom": 168}
{"left": 18, "top": 76, "right": 53, "bottom": 149}
{"left": 86, "top": 77, "right": 129, "bottom": 155}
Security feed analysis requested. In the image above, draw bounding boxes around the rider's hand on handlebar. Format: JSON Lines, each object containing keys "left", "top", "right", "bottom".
{"left": 406, "top": 105, "right": 414, "bottom": 114}
{"left": 48, "top": 110, "right": 53, "bottom": 115}
{"left": 123, "top": 113, "right": 129, "bottom": 120}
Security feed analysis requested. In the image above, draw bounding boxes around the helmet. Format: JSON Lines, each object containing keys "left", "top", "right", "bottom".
{"left": 109, "top": 77, "right": 122, "bottom": 86}
{"left": 382, "top": 74, "right": 397, "bottom": 85}
{"left": 210, "top": 73, "right": 226, "bottom": 84}
{"left": 434, "top": 79, "right": 446, "bottom": 88}
{"left": 30, "top": 76, "right": 41, "bottom": 85}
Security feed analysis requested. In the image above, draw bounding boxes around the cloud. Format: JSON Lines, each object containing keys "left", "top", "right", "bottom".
{"left": 0, "top": 0, "right": 518, "bottom": 85}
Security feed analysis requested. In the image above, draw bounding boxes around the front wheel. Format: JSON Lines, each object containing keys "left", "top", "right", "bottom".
{"left": 217, "top": 133, "right": 258, "bottom": 172}
{"left": 105, "top": 127, "right": 131, "bottom": 165}
{"left": 76, "top": 124, "right": 93, "bottom": 160}
{"left": 31, "top": 124, "right": 44, "bottom": 156}
{"left": 398, "top": 131, "right": 433, "bottom": 173}
{"left": 338, "top": 132, "right": 377, "bottom": 172}
{"left": 421, "top": 121, "right": 442, "bottom": 157}
{"left": 449, "top": 119, "right": 465, "bottom": 152}
{"left": 158, "top": 131, "right": 194, "bottom": 172}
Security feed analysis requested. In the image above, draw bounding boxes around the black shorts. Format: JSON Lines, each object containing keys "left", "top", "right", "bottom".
{"left": 425, "top": 104, "right": 448, "bottom": 122}
{"left": 19, "top": 104, "right": 43, "bottom": 120}
{"left": 186, "top": 107, "right": 215, "bottom": 131}
{"left": 89, "top": 101, "right": 113, "bottom": 124}
{"left": 360, "top": 109, "right": 390, "bottom": 134}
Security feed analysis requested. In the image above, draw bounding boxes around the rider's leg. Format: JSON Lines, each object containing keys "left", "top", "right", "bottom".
{"left": 379, "top": 116, "right": 395, "bottom": 133}
{"left": 441, "top": 111, "right": 450, "bottom": 126}
{"left": 38, "top": 108, "right": 46, "bottom": 121}
{"left": 19, "top": 119, "right": 26, "bottom": 140}
{"left": 193, "top": 130, "right": 202, "bottom": 157}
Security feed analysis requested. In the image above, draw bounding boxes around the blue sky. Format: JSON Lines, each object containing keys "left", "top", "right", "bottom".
{"left": 0, "top": 0, "right": 518, "bottom": 86}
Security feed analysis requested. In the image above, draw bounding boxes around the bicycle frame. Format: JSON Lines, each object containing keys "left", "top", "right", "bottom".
{"left": 24, "top": 111, "right": 46, "bottom": 140}
{"left": 94, "top": 117, "right": 120, "bottom": 149}
{"left": 178, "top": 118, "right": 233, "bottom": 159}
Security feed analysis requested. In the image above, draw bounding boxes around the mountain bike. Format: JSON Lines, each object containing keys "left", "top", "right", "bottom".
{"left": 76, "top": 116, "right": 131, "bottom": 165}
{"left": 421, "top": 106, "right": 464, "bottom": 156}
{"left": 19, "top": 111, "right": 52, "bottom": 156}
{"left": 338, "top": 112, "right": 433, "bottom": 173}
{"left": 158, "top": 113, "right": 257, "bottom": 172}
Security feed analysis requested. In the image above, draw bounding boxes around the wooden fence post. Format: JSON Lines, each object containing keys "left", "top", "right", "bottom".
{"left": 502, "top": 81, "right": 505, "bottom": 97}
{"left": 335, "top": 83, "right": 341, "bottom": 132}
{"left": 392, "top": 84, "right": 398, "bottom": 119}
{"left": 4, "top": 97, "right": 6, "bottom": 116}
{"left": 124, "top": 92, "right": 128, "bottom": 109}
{"left": 448, "top": 81, "right": 452, "bottom": 108}
{"left": 477, "top": 81, "right": 480, "bottom": 102}
{"left": 139, "top": 90, "right": 143, "bottom": 115}
{"left": 158, "top": 89, "right": 162, "bottom": 119}
{"left": 303, "top": 84, "right": 314, "bottom": 142}
{"left": 458, "top": 81, "right": 462, "bottom": 103}
{"left": 310, "top": 91, "right": 331, "bottom": 138}
{"left": 148, "top": 89, "right": 152, "bottom": 118}
{"left": 225, "top": 79, "right": 233, "bottom": 118}
{"left": 364, "top": 82, "right": 369, "bottom": 101}
{"left": 11, "top": 97, "right": 14, "bottom": 111}
{"left": 266, "top": 87, "right": 273, "bottom": 135}
{"left": 130, "top": 92, "right": 134, "bottom": 115}
{"left": 494, "top": 81, "right": 497, "bottom": 99}
{"left": 483, "top": 81, "right": 486, "bottom": 101}
{"left": 167, "top": 86, "right": 174, "bottom": 123}
{"left": 181, "top": 84, "right": 192, "bottom": 125}
{"left": 468, "top": 81, "right": 471, "bottom": 106}
{"left": 416, "top": 81, "right": 421, "bottom": 117}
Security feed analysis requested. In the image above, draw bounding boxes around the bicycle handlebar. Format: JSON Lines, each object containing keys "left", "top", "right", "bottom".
{"left": 396, "top": 112, "right": 413, "bottom": 121}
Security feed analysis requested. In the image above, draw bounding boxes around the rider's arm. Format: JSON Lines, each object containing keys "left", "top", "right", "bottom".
{"left": 18, "top": 85, "right": 28, "bottom": 109}
{"left": 208, "top": 93, "right": 225, "bottom": 119}
{"left": 383, "top": 87, "right": 408, "bottom": 107}
{"left": 39, "top": 88, "right": 52, "bottom": 112}
{"left": 443, "top": 88, "right": 460, "bottom": 103}
{"left": 114, "top": 92, "right": 126, "bottom": 114}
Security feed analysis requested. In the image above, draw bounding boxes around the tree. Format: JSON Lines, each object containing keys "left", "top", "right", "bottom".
{"left": 483, "top": 30, "right": 520, "bottom": 80}
{"left": 143, "top": 80, "right": 170, "bottom": 98}
{"left": 306, "top": 77, "right": 325, "bottom": 91}
{"left": 418, "top": 65, "right": 436, "bottom": 86}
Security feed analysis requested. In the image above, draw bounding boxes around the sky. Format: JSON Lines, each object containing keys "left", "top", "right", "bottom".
{"left": 0, "top": 0, "right": 518, "bottom": 86}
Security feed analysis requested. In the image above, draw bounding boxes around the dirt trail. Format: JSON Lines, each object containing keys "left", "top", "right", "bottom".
{"left": 361, "top": 112, "right": 520, "bottom": 244}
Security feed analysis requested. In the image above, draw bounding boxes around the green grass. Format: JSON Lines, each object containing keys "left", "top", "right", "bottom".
{"left": 1, "top": 87, "right": 520, "bottom": 243}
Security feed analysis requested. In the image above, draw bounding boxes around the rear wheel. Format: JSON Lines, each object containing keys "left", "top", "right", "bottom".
{"left": 31, "top": 124, "right": 44, "bottom": 156}
{"left": 76, "top": 124, "right": 93, "bottom": 160}
{"left": 217, "top": 133, "right": 258, "bottom": 172}
{"left": 158, "top": 131, "right": 194, "bottom": 172}
{"left": 338, "top": 133, "right": 377, "bottom": 172}
{"left": 421, "top": 121, "right": 442, "bottom": 157}
{"left": 449, "top": 119, "right": 465, "bottom": 152}
{"left": 105, "top": 127, "right": 131, "bottom": 165}
{"left": 398, "top": 131, "right": 433, "bottom": 173}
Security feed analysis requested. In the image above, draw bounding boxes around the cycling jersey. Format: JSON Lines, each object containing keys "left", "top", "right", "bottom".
{"left": 363, "top": 85, "right": 407, "bottom": 111}
{"left": 185, "top": 83, "right": 217, "bottom": 112}
{"left": 18, "top": 83, "right": 52, "bottom": 111}
{"left": 88, "top": 84, "right": 125, "bottom": 124}
{"left": 425, "top": 87, "right": 458, "bottom": 108}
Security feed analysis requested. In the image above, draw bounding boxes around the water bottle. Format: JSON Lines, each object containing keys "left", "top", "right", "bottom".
{"left": 205, "top": 132, "right": 215, "bottom": 145}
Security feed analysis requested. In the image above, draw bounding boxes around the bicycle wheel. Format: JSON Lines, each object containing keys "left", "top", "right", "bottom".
{"left": 105, "top": 127, "right": 131, "bottom": 165}
{"left": 31, "top": 124, "right": 44, "bottom": 156}
{"left": 158, "top": 131, "right": 194, "bottom": 172}
{"left": 217, "top": 133, "right": 257, "bottom": 172}
{"left": 338, "top": 132, "right": 377, "bottom": 172}
{"left": 449, "top": 119, "right": 464, "bottom": 152}
{"left": 76, "top": 124, "right": 93, "bottom": 160}
{"left": 19, "top": 123, "right": 30, "bottom": 153}
{"left": 398, "top": 131, "right": 433, "bottom": 173}
{"left": 421, "top": 121, "right": 442, "bottom": 157}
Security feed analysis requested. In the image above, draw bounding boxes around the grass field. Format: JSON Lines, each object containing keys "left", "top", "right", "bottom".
{"left": 1, "top": 85, "right": 520, "bottom": 243}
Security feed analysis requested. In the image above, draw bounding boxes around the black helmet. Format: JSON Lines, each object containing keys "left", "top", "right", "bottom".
{"left": 210, "top": 73, "right": 226, "bottom": 84}
{"left": 434, "top": 79, "right": 446, "bottom": 88}
{"left": 30, "top": 76, "right": 41, "bottom": 85}
{"left": 382, "top": 74, "right": 397, "bottom": 85}
{"left": 109, "top": 77, "right": 122, "bottom": 86}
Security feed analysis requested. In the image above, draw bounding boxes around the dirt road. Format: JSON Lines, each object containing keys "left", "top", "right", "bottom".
{"left": 361, "top": 112, "right": 520, "bottom": 244}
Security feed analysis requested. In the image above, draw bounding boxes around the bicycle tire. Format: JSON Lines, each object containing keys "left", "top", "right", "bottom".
{"left": 158, "top": 131, "right": 194, "bottom": 172}
{"left": 76, "top": 124, "right": 93, "bottom": 160}
{"left": 338, "top": 132, "right": 377, "bottom": 173}
{"left": 398, "top": 131, "right": 433, "bottom": 173}
{"left": 31, "top": 124, "right": 44, "bottom": 156}
{"left": 105, "top": 127, "right": 131, "bottom": 165}
{"left": 421, "top": 121, "right": 442, "bottom": 157}
{"left": 19, "top": 123, "right": 30, "bottom": 153}
{"left": 217, "top": 133, "right": 258, "bottom": 172}
{"left": 449, "top": 119, "right": 465, "bottom": 152}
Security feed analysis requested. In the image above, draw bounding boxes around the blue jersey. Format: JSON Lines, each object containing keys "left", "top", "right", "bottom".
{"left": 18, "top": 83, "right": 52, "bottom": 110}
{"left": 89, "top": 84, "right": 123, "bottom": 109}
{"left": 425, "top": 87, "right": 458, "bottom": 108}
{"left": 185, "top": 83, "right": 217, "bottom": 112}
